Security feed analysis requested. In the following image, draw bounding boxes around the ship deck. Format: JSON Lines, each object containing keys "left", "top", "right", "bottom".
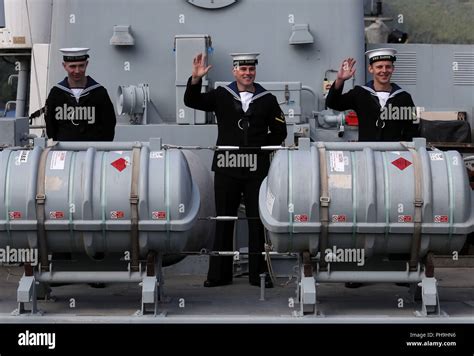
{"left": 0, "top": 265, "right": 472, "bottom": 323}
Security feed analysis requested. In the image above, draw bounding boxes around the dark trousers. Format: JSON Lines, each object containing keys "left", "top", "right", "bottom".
{"left": 207, "top": 172, "right": 267, "bottom": 284}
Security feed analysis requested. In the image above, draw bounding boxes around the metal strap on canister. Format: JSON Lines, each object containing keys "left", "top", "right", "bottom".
{"left": 130, "top": 146, "right": 141, "bottom": 272}
{"left": 318, "top": 143, "right": 330, "bottom": 270}
{"left": 408, "top": 147, "right": 424, "bottom": 271}
{"left": 36, "top": 147, "right": 51, "bottom": 271}
{"left": 288, "top": 149, "right": 294, "bottom": 251}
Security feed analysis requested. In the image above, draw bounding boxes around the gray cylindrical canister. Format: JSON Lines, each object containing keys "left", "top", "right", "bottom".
{"left": 259, "top": 141, "right": 473, "bottom": 257}
{"left": 0, "top": 144, "right": 214, "bottom": 259}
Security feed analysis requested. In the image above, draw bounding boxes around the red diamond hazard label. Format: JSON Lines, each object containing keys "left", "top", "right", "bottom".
{"left": 111, "top": 158, "right": 128, "bottom": 172}
{"left": 391, "top": 157, "right": 412, "bottom": 170}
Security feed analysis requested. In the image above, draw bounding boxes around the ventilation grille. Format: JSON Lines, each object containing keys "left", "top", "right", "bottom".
{"left": 390, "top": 52, "right": 417, "bottom": 86}
{"left": 454, "top": 52, "right": 474, "bottom": 86}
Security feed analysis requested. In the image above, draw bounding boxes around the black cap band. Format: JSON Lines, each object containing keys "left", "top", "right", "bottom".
{"left": 63, "top": 54, "right": 89, "bottom": 62}
{"left": 369, "top": 55, "right": 396, "bottom": 64}
{"left": 233, "top": 59, "right": 258, "bottom": 66}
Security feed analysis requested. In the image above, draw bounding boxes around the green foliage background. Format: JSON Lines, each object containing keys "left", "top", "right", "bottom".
{"left": 383, "top": 0, "right": 474, "bottom": 44}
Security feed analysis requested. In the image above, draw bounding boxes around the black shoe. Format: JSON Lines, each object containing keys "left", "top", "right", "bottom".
{"left": 395, "top": 283, "right": 410, "bottom": 287}
{"left": 265, "top": 280, "right": 274, "bottom": 288}
{"left": 250, "top": 278, "right": 274, "bottom": 289}
{"left": 203, "top": 279, "right": 232, "bottom": 287}
{"left": 345, "top": 282, "right": 364, "bottom": 288}
{"left": 89, "top": 283, "right": 106, "bottom": 288}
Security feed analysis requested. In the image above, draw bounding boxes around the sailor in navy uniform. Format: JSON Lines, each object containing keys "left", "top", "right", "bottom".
{"left": 326, "top": 48, "right": 419, "bottom": 141}
{"left": 184, "top": 52, "right": 287, "bottom": 288}
{"left": 44, "top": 48, "right": 116, "bottom": 141}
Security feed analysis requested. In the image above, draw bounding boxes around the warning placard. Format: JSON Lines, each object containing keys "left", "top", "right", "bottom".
{"left": 434, "top": 215, "right": 449, "bottom": 223}
{"left": 398, "top": 215, "right": 413, "bottom": 223}
{"left": 294, "top": 214, "right": 308, "bottom": 222}
{"left": 329, "top": 151, "right": 345, "bottom": 172}
{"left": 110, "top": 211, "right": 125, "bottom": 219}
{"left": 8, "top": 211, "right": 22, "bottom": 220}
{"left": 50, "top": 151, "right": 67, "bottom": 170}
{"left": 49, "top": 211, "right": 65, "bottom": 219}
{"left": 152, "top": 211, "right": 167, "bottom": 220}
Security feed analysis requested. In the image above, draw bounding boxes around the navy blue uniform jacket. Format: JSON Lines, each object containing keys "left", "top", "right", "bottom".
{"left": 326, "top": 80, "right": 419, "bottom": 141}
{"left": 184, "top": 77, "right": 287, "bottom": 179}
{"left": 45, "top": 76, "right": 116, "bottom": 141}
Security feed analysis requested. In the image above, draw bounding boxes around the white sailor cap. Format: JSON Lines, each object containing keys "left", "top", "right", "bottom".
{"left": 365, "top": 48, "right": 397, "bottom": 64}
{"left": 230, "top": 53, "right": 259, "bottom": 67}
{"left": 59, "top": 47, "right": 90, "bottom": 62}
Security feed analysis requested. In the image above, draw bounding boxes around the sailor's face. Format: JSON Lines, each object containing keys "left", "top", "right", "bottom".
{"left": 368, "top": 61, "right": 394, "bottom": 85}
{"left": 63, "top": 60, "right": 88, "bottom": 83}
{"left": 233, "top": 65, "right": 256, "bottom": 87}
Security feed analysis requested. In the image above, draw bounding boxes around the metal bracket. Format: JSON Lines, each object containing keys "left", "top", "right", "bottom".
{"left": 300, "top": 271, "right": 317, "bottom": 315}
{"left": 137, "top": 252, "right": 167, "bottom": 317}
{"left": 415, "top": 277, "right": 443, "bottom": 317}
{"left": 297, "top": 253, "right": 317, "bottom": 316}
{"left": 13, "top": 275, "right": 42, "bottom": 315}
{"left": 140, "top": 276, "right": 160, "bottom": 316}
